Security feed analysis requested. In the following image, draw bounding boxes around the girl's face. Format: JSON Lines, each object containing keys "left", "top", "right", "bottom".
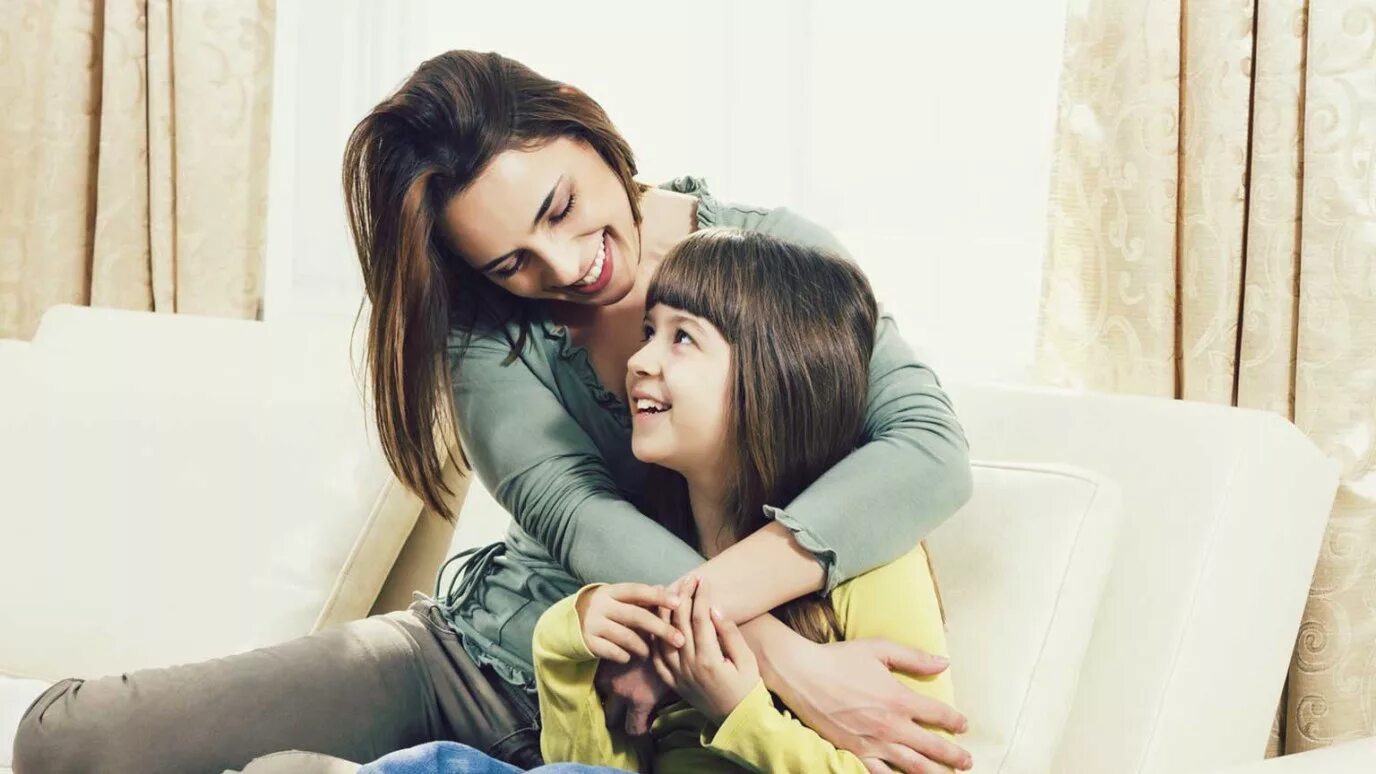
{"left": 443, "top": 136, "right": 639, "bottom": 305}
{"left": 625, "top": 304, "right": 734, "bottom": 476}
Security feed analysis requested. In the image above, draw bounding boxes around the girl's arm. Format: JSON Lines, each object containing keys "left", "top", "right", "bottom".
{"left": 532, "top": 587, "right": 645, "bottom": 771}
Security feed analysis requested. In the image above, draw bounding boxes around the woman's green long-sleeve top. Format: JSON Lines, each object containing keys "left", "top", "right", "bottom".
{"left": 437, "top": 176, "right": 973, "bottom": 691}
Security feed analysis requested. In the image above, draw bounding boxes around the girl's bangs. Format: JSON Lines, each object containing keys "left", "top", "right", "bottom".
{"left": 645, "top": 230, "right": 745, "bottom": 337}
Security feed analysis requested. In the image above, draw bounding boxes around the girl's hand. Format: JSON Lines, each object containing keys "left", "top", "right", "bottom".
{"left": 650, "top": 577, "right": 760, "bottom": 723}
{"left": 576, "top": 583, "right": 685, "bottom": 664}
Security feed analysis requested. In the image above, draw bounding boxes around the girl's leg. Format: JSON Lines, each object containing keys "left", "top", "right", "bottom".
{"left": 358, "top": 741, "right": 523, "bottom": 773}
{"left": 528, "top": 760, "right": 635, "bottom": 765}
{"left": 12, "top": 597, "right": 542, "bottom": 774}
{"left": 355, "top": 741, "right": 639, "bottom": 774}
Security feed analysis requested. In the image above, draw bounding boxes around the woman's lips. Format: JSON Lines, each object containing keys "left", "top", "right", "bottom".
{"left": 568, "top": 233, "right": 613, "bottom": 296}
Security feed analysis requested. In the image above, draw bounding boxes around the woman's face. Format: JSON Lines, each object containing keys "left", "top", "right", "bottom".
{"left": 443, "top": 136, "right": 640, "bottom": 305}
{"left": 625, "top": 304, "right": 734, "bottom": 476}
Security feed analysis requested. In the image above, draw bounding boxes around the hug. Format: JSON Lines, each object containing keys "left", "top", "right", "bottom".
{"left": 13, "top": 49, "right": 972, "bottom": 774}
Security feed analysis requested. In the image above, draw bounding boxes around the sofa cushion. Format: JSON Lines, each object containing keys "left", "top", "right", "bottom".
{"left": 929, "top": 461, "right": 1122, "bottom": 773}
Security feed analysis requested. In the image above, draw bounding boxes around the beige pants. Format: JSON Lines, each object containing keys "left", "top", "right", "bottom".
{"left": 12, "top": 596, "right": 543, "bottom": 774}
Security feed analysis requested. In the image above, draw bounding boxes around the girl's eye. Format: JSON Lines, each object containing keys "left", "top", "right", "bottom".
{"left": 496, "top": 255, "right": 526, "bottom": 278}
{"left": 641, "top": 324, "right": 654, "bottom": 342}
{"left": 674, "top": 329, "right": 694, "bottom": 345}
{"left": 550, "top": 192, "right": 577, "bottom": 224}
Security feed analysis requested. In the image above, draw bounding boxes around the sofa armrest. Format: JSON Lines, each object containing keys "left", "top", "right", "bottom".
{"left": 947, "top": 382, "right": 1339, "bottom": 773}
{"left": 1197, "top": 737, "right": 1376, "bottom": 774}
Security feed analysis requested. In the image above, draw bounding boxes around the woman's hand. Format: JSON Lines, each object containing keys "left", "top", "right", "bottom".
{"left": 594, "top": 657, "right": 674, "bottom": 737}
{"left": 576, "top": 583, "right": 685, "bottom": 663}
{"left": 650, "top": 577, "right": 761, "bottom": 724}
{"left": 765, "top": 635, "right": 972, "bottom": 773}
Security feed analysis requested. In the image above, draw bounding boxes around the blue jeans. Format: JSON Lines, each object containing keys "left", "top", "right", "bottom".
{"left": 358, "top": 741, "right": 631, "bottom": 774}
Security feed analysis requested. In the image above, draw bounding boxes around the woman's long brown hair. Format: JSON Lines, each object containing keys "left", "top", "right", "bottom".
{"left": 342, "top": 50, "right": 649, "bottom": 522}
{"left": 644, "top": 229, "right": 880, "bottom": 644}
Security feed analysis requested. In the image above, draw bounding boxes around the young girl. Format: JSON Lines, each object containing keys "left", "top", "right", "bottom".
{"left": 532, "top": 228, "right": 955, "bottom": 773}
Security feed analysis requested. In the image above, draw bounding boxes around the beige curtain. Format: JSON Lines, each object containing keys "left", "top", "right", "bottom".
{"left": 0, "top": 0, "right": 275, "bottom": 341}
{"left": 1038, "top": 0, "right": 1376, "bottom": 756}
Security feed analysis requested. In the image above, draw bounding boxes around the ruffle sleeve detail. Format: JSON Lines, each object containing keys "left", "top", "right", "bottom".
{"left": 657, "top": 175, "right": 724, "bottom": 230}
{"left": 762, "top": 504, "right": 842, "bottom": 595}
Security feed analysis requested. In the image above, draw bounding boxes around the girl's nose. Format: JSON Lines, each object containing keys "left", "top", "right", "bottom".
{"left": 627, "top": 341, "right": 658, "bottom": 377}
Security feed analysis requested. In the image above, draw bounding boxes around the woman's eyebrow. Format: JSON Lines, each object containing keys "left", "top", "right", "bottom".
{"left": 529, "top": 175, "right": 564, "bottom": 227}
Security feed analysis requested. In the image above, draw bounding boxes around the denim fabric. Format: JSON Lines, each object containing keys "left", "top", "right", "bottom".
{"left": 358, "top": 742, "right": 630, "bottom": 774}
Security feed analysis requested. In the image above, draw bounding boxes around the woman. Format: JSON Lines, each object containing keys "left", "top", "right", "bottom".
{"left": 12, "top": 51, "right": 972, "bottom": 774}
{"left": 363, "top": 229, "right": 954, "bottom": 772}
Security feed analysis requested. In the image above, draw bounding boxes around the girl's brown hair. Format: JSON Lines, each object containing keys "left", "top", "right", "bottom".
{"left": 342, "top": 50, "right": 649, "bottom": 521}
{"left": 644, "top": 228, "right": 879, "bottom": 644}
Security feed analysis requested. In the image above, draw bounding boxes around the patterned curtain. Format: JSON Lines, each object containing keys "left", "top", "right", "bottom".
{"left": 0, "top": 0, "right": 276, "bottom": 340}
{"left": 1037, "top": 0, "right": 1376, "bottom": 755}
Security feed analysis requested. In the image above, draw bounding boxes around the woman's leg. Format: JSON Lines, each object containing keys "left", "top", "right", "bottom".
{"left": 11, "top": 597, "right": 542, "bottom": 774}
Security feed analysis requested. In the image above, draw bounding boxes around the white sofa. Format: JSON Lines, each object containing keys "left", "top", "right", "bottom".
{"left": 2, "top": 305, "right": 1370, "bottom": 773}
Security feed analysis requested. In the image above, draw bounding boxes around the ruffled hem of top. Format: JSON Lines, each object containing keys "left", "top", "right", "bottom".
{"left": 434, "top": 542, "right": 540, "bottom": 694}
{"left": 762, "top": 504, "right": 842, "bottom": 595}
{"left": 455, "top": 626, "right": 539, "bottom": 694}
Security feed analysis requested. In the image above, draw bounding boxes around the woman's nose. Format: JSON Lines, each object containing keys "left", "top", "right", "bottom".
{"left": 541, "top": 245, "right": 586, "bottom": 288}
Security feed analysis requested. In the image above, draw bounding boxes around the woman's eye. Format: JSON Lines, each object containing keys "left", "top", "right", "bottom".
{"left": 674, "top": 329, "right": 694, "bottom": 345}
{"left": 642, "top": 324, "right": 654, "bottom": 342}
{"left": 550, "top": 192, "right": 577, "bottom": 224}
{"left": 496, "top": 256, "right": 526, "bottom": 278}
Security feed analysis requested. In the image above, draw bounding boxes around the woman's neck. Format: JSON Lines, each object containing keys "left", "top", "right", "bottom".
{"left": 637, "top": 186, "right": 700, "bottom": 272}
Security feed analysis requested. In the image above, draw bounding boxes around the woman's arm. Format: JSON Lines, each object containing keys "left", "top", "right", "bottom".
{"left": 452, "top": 314, "right": 970, "bottom": 619}
{"left": 703, "top": 546, "right": 971, "bottom": 773}
{"left": 675, "top": 314, "right": 974, "bottom": 621}
{"left": 451, "top": 329, "right": 702, "bottom": 586}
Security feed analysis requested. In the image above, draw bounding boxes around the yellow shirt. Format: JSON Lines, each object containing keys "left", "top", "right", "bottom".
{"left": 533, "top": 544, "right": 954, "bottom": 772}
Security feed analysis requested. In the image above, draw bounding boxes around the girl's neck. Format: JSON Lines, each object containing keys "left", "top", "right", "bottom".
{"left": 685, "top": 474, "right": 736, "bottom": 559}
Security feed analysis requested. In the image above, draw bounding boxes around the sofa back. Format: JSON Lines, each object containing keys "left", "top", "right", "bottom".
{"left": 0, "top": 305, "right": 461, "bottom": 680}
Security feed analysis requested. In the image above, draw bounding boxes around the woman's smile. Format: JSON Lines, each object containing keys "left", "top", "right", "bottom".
{"left": 564, "top": 230, "right": 614, "bottom": 295}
